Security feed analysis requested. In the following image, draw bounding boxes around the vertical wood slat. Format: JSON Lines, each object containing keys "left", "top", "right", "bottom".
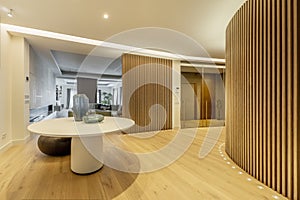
{"left": 286, "top": 0, "right": 293, "bottom": 197}
{"left": 271, "top": 0, "right": 276, "bottom": 190}
{"left": 238, "top": 6, "right": 242, "bottom": 168}
{"left": 255, "top": 0, "right": 260, "bottom": 179}
{"left": 294, "top": 1, "right": 299, "bottom": 199}
{"left": 266, "top": 0, "right": 271, "bottom": 187}
{"left": 244, "top": 1, "right": 249, "bottom": 174}
{"left": 251, "top": 0, "right": 256, "bottom": 178}
{"left": 225, "top": 0, "right": 299, "bottom": 199}
{"left": 122, "top": 54, "right": 172, "bottom": 133}
{"left": 243, "top": 4, "right": 246, "bottom": 171}
{"left": 281, "top": 0, "right": 287, "bottom": 196}
{"left": 276, "top": 0, "right": 282, "bottom": 192}
{"left": 258, "top": 0, "right": 263, "bottom": 181}
{"left": 248, "top": 0, "right": 253, "bottom": 176}
{"left": 262, "top": 0, "right": 267, "bottom": 184}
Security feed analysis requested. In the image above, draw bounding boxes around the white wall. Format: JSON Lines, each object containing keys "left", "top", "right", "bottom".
{"left": 29, "top": 47, "right": 56, "bottom": 109}
{"left": 0, "top": 24, "right": 30, "bottom": 149}
{"left": 11, "top": 36, "right": 30, "bottom": 141}
{"left": 172, "top": 60, "right": 181, "bottom": 128}
{"left": 98, "top": 86, "right": 112, "bottom": 94}
{"left": 0, "top": 24, "right": 12, "bottom": 148}
{"left": 61, "top": 84, "right": 77, "bottom": 109}
{"left": 111, "top": 82, "right": 122, "bottom": 105}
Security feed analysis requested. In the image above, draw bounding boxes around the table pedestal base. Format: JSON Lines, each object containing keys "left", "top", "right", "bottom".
{"left": 71, "top": 137, "right": 103, "bottom": 174}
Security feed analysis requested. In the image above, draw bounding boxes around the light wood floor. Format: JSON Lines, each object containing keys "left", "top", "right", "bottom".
{"left": 0, "top": 127, "right": 286, "bottom": 200}
{"left": 181, "top": 119, "right": 225, "bottom": 128}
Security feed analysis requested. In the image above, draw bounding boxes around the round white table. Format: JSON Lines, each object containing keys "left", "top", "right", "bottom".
{"left": 27, "top": 117, "right": 134, "bottom": 174}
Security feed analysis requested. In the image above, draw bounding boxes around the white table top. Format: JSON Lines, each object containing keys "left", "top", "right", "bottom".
{"left": 27, "top": 117, "right": 135, "bottom": 137}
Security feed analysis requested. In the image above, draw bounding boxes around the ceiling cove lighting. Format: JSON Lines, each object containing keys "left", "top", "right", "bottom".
{"left": 7, "top": 9, "right": 13, "bottom": 17}
{"left": 1, "top": 23, "right": 225, "bottom": 65}
{"left": 180, "top": 63, "right": 226, "bottom": 69}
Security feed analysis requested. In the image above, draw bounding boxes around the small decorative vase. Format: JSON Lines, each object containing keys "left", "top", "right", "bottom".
{"left": 72, "top": 94, "right": 89, "bottom": 121}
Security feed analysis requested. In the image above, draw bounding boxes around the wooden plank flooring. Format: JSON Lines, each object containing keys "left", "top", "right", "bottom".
{"left": 0, "top": 128, "right": 286, "bottom": 200}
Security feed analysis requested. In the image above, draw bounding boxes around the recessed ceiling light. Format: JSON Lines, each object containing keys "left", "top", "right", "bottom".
{"left": 103, "top": 13, "right": 109, "bottom": 19}
{"left": 7, "top": 9, "right": 13, "bottom": 17}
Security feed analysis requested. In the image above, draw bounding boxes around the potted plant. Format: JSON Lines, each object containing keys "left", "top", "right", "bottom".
{"left": 101, "top": 92, "right": 112, "bottom": 105}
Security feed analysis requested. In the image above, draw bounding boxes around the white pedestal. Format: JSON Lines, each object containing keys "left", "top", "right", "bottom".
{"left": 71, "top": 136, "right": 103, "bottom": 174}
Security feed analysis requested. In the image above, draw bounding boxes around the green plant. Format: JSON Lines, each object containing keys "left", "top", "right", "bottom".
{"left": 101, "top": 92, "right": 112, "bottom": 105}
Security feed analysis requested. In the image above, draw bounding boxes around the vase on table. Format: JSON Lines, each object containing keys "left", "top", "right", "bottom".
{"left": 72, "top": 94, "right": 89, "bottom": 121}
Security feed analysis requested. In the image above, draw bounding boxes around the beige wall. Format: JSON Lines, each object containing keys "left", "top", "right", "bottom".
{"left": 10, "top": 35, "right": 30, "bottom": 141}
{"left": 0, "top": 24, "right": 30, "bottom": 149}
{"left": 172, "top": 60, "right": 181, "bottom": 128}
{"left": 0, "top": 24, "right": 12, "bottom": 148}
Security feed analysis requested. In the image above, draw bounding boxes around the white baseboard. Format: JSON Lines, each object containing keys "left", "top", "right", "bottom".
{"left": 12, "top": 134, "right": 32, "bottom": 145}
{"left": 0, "top": 141, "right": 12, "bottom": 152}
{"left": 0, "top": 134, "right": 32, "bottom": 153}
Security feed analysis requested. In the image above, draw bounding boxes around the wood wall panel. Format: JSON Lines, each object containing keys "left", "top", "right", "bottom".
{"left": 122, "top": 54, "right": 172, "bottom": 133}
{"left": 226, "top": 0, "right": 299, "bottom": 199}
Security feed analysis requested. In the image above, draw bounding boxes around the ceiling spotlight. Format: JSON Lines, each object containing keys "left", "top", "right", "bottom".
{"left": 103, "top": 13, "right": 109, "bottom": 19}
{"left": 7, "top": 9, "right": 13, "bottom": 18}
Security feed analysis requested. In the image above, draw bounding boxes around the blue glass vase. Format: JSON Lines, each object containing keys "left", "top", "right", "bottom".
{"left": 72, "top": 94, "right": 89, "bottom": 121}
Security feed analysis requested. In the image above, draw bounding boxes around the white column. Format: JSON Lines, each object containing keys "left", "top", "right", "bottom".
{"left": 71, "top": 136, "right": 103, "bottom": 174}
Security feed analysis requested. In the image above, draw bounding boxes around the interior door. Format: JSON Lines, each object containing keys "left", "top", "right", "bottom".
{"left": 181, "top": 83, "right": 195, "bottom": 120}
{"left": 201, "top": 75, "right": 215, "bottom": 120}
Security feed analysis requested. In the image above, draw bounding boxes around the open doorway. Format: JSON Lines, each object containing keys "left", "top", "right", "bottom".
{"left": 55, "top": 77, "right": 122, "bottom": 117}
{"left": 180, "top": 65, "right": 225, "bottom": 128}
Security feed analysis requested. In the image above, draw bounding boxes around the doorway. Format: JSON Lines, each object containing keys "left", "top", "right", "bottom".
{"left": 180, "top": 66, "right": 225, "bottom": 128}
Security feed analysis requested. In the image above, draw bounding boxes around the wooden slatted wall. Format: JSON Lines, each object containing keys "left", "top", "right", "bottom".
{"left": 225, "top": 0, "right": 299, "bottom": 199}
{"left": 122, "top": 54, "right": 172, "bottom": 133}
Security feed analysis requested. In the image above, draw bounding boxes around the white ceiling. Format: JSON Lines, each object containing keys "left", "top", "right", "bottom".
{"left": 0, "top": 0, "right": 246, "bottom": 57}
{"left": 51, "top": 50, "right": 122, "bottom": 76}
{"left": 0, "top": 0, "right": 246, "bottom": 77}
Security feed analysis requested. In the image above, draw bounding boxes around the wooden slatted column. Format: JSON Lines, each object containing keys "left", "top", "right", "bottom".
{"left": 225, "top": 0, "right": 299, "bottom": 199}
{"left": 122, "top": 54, "right": 173, "bottom": 133}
